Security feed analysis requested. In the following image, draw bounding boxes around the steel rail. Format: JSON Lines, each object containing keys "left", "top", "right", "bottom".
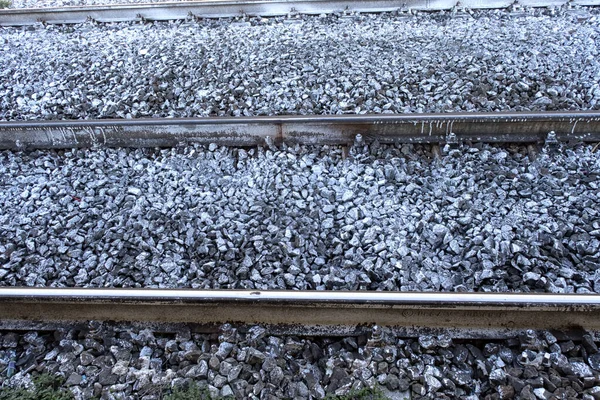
{"left": 2, "top": 111, "right": 600, "bottom": 149}
{"left": 1, "top": 288, "right": 599, "bottom": 337}
{"left": 0, "top": 0, "right": 598, "bottom": 26}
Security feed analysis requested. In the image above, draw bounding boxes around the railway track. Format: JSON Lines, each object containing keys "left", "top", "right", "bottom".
{"left": 1, "top": 111, "right": 599, "bottom": 339}
{"left": 1, "top": 113, "right": 599, "bottom": 397}
{"left": 0, "top": 0, "right": 599, "bottom": 26}
{"left": 2, "top": 111, "right": 600, "bottom": 148}
{"left": 1, "top": 6, "right": 599, "bottom": 397}
{"left": 1, "top": 289, "right": 600, "bottom": 339}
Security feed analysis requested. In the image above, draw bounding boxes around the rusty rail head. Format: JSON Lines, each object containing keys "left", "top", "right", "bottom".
{"left": 1, "top": 111, "right": 600, "bottom": 149}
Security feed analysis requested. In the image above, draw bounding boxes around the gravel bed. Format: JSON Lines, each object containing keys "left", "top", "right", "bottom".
{"left": 1, "top": 142, "right": 599, "bottom": 292}
{"left": 1, "top": 10, "right": 600, "bottom": 121}
{"left": 1, "top": 326, "right": 600, "bottom": 399}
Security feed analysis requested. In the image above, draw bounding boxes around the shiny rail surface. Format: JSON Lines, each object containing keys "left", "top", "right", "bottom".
{"left": 1, "top": 288, "right": 599, "bottom": 338}
{"left": 2, "top": 111, "right": 600, "bottom": 149}
{"left": 0, "top": 0, "right": 599, "bottom": 26}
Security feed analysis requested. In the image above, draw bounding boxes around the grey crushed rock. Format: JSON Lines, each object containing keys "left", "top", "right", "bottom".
{"left": 1, "top": 326, "right": 600, "bottom": 399}
{"left": 1, "top": 9, "right": 600, "bottom": 121}
{"left": 0, "top": 142, "right": 599, "bottom": 293}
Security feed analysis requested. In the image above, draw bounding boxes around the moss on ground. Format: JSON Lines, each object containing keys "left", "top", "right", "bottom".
{"left": 0, "top": 374, "right": 74, "bottom": 400}
{"left": 163, "top": 384, "right": 389, "bottom": 400}
{"left": 325, "top": 387, "right": 390, "bottom": 400}
{"left": 0, "top": 374, "right": 388, "bottom": 400}
{"left": 163, "top": 384, "right": 215, "bottom": 400}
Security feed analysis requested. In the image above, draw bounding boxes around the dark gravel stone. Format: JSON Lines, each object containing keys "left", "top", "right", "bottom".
{"left": 2, "top": 327, "right": 600, "bottom": 399}
{"left": 582, "top": 334, "right": 599, "bottom": 354}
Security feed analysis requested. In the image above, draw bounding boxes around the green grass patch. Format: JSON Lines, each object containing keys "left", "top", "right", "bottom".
{"left": 325, "top": 387, "right": 390, "bottom": 400}
{"left": 163, "top": 384, "right": 214, "bottom": 400}
{"left": 163, "top": 384, "right": 388, "bottom": 400}
{"left": 0, "top": 375, "right": 388, "bottom": 400}
{"left": 0, "top": 374, "right": 73, "bottom": 400}
{"left": 0, "top": 0, "right": 11, "bottom": 9}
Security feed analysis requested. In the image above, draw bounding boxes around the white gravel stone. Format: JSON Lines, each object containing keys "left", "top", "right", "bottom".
{"left": 0, "top": 142, "right": 598, "bottom": 293}
{"left": 1, "top": 10, "right": 600, "bottom": 120}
